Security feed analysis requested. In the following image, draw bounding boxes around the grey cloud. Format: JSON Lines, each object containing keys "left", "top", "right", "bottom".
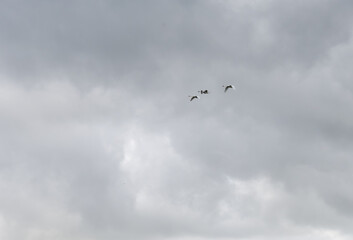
{"left": 1, "top": 0, "right": 353, "bottom": 239}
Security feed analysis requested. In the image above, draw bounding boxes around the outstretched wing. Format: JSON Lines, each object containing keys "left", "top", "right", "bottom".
{"left": 224, "top": 85, "right": 234, "bottom": 92}
{"left": 190, "top": 96, "right": 199, "bottom": 101}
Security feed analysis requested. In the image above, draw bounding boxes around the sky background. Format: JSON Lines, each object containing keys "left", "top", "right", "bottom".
{"left": 1, "top": 0, "right": 353, "bottom": 239}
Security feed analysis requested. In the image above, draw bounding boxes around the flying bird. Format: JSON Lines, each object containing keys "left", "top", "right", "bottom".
{"left": 223, "top": 85, "right": 235, "bottom": 92}
{"left": 189, "top": 95, "right": 200, "bottom": 101}
{"left": 198, "top": 90, "right": 209, "bottom": 94}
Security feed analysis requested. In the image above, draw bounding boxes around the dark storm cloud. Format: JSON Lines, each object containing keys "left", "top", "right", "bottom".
{"left": 1, "top": 0, "right": 353, "bottom": 239}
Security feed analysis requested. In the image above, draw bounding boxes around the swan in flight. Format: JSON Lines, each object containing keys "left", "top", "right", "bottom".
{"left": 223, "top": 85, "right": 235, "bottom": 92}
{"left": 189, "top": 95, "right": 200, "bottom": 101}
{"left": 198, "top": 90, "right": 209, "bottom": 94}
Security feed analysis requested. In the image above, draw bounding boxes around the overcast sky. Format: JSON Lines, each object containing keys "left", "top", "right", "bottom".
{"left": 1, "top": 0, "right": 353, "bottom": 239}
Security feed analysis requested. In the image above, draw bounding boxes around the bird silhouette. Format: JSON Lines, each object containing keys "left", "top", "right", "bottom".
{"left": 189, "top": 95, "right": 200, "bottom": 101}
{"left": 223, "top": 85, "right": 235, "bottom": 92}
{"left": 198, "top": 90, "right": 209, "bottom": 94}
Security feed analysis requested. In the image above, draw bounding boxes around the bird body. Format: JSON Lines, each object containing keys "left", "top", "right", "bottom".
{"left": 223, "top": 85, "right": 235, "bottom": 92}
{"left": 198, "top": 90, "right": 209, "bottom": 94}
{"left": 189, "top": 95, "right": 200, "bottom": 101}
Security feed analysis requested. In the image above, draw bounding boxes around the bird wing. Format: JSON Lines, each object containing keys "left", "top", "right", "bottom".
{"left": 225, "top": 85, "right": 234, "bottom": 92}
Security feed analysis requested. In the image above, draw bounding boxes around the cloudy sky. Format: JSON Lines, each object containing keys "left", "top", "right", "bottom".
{"left": 1, "top": 0, "right": 353, "bottom": 239}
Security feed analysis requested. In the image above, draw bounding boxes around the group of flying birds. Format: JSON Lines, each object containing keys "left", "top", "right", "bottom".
{"left": 189, "top": 84, "right": 235, "bottom": 101}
